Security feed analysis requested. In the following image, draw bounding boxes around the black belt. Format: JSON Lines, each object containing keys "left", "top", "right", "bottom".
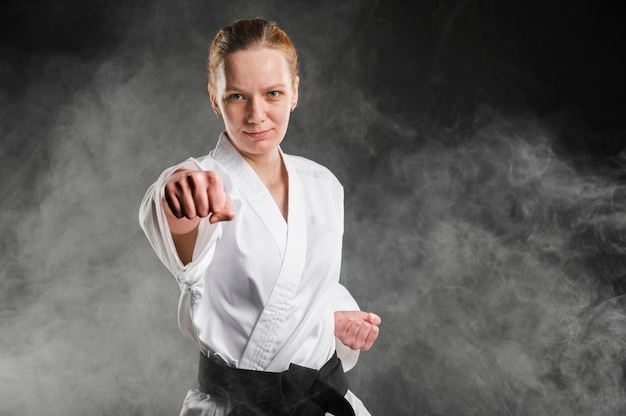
{"left": 198, "top": 351, "right": 355, "bottom": 416}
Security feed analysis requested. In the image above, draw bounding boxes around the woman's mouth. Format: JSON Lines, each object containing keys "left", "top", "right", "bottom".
{"left": 245, "top": 129, "right": 270, "bottom": 140}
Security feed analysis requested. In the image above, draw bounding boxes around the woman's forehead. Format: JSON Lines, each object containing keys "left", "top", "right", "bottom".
{"left": 220, "top": 48, "right": 293, "bottom": 84}
{"left": 225, "top": 48, "right": 288, "bottom": 68}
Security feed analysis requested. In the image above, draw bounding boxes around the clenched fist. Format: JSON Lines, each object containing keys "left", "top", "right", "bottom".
{"left": 163, "top": 169, "right": 235, "bottom": 224}
{"left": 334, "top": 311, "right": 381, "bottom": 351}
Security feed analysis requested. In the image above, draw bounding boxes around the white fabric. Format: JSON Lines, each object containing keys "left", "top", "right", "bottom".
{"left": 139, "top": 133, "right": 370, "bottom": 415}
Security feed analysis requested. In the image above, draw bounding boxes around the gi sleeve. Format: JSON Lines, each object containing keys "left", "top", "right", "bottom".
{"left": 138, "top": 158, "right": 221, "bottom": 287}
{"left": 332, "top": 282, "right": 361, "bottom": 371}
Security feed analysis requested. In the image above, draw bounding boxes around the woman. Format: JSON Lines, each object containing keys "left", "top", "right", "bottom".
{"left": 139, "top": 17, "right": 380, "bottom": 416}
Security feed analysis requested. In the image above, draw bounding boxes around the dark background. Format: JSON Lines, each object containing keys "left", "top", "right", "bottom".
{"left": 2, "top": 1, "right": 626, "bottom": 415}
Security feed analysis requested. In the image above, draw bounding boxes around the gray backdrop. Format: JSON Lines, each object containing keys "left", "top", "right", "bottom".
{"left": 2, "top": 1, "right": 626, "bottom": 415}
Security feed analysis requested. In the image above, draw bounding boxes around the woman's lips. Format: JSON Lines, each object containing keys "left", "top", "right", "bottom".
{"left": 245, "top": 130, "right": 270, "bottom": 140}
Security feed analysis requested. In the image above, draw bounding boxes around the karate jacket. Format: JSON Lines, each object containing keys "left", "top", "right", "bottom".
{"left": 139, "top": 133, "right": 371, "bottom": 415}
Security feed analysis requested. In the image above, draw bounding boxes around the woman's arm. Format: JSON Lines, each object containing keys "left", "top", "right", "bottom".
{"left": 162, "top": 168, "right": 235, "bottom": 265}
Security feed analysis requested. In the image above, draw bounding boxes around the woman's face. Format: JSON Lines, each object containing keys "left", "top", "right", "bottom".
{"left": 211, "top": 47, "right": 299, "bottom": 161}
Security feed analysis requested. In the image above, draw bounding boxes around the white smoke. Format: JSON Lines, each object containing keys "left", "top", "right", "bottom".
{"left": 342, "top": 108, "right": 626, "bottom": 415}
{"left": 1, "top": 1, "right": 625, "bottom": 415}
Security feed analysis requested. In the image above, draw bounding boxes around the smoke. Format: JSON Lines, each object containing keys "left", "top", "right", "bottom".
{"left": 341, "top": 108, "right": 626, "bottom": 415}
{"left": 1, "top": 0, "right": 625, "bottom": 415}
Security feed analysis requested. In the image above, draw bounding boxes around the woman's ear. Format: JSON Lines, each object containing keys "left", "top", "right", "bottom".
{"left": 290, "top": 76, "right": 299, "bottom": 112}
{"left": 208, "top": 84, "right": 221, "bottom": 117}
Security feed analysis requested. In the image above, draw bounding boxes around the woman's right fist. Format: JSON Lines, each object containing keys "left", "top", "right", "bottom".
{"left": 163, "top": 169, "right": 235, "bottom": 223}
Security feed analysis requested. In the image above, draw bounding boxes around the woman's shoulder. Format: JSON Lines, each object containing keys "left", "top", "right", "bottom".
{"left": 193, "top": 153, "right": 219, "bottom": 168}
{"left": 284, "top": 154, "right": 341, "bottom": 185}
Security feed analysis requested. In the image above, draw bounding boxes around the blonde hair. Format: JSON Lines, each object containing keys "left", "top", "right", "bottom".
{"left": 207, "top": 18, "right": 299, "bottom": 93}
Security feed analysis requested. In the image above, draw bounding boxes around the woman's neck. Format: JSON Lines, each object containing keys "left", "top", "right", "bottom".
{"left": 246, "top": 151, "right": 289, "bottom": 221}
{"left": 242, "top": 149, "right": 284, "bottom": 186}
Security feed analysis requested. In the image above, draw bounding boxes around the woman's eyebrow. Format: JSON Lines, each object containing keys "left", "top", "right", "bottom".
{"left": 224, "top": 83, "right": 288, "bottom": 92}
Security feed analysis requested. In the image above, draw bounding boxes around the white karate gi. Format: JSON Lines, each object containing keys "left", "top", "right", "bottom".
{"left": 139, "top": 133, "right": 371, "bottom": 416}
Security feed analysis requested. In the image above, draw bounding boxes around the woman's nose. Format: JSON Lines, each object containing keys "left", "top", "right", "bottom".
{"left": 246, "top": 97, "right": 266, "bottom": 124}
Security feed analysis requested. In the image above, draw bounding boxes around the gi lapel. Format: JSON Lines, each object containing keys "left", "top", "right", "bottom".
{"left": 212, "top": 134, "right": 287, "bottom": 253}
{"left": 239, "top": 153, "right": 308, "bottom": 370}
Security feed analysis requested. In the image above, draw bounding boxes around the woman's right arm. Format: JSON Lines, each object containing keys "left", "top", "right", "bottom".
{"left": 139, "top": 162, "right": 234, "bottom": 283}
{"left": 162, "top": 168, "right": 235, "bottom": 265}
